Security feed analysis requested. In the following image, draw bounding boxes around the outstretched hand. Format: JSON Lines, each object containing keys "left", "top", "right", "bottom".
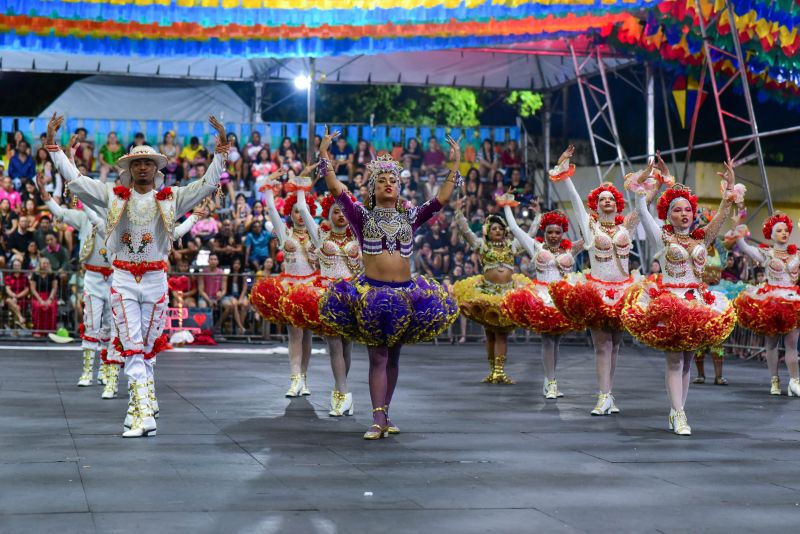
{"left": 558, "top": 144, "right": 575, "bottom": 165}
{"left": 319, "top": 127, "right": 340, "bottom": 159}
{"left": 209, "top": 115, "right": 226, "bottom": 142}
{"left": 716, "top": 160, "right": 736, "bottom": 190}
{"left": 299, "top": 162, "right": 319, "bottom": 178}
{"left": 46, "top": 113, "right": 64, "bottom": 146}
{"left": 192, "top": 204, "right": 209, "bottom": 219}
{"left": 654, "top": 151, "right": 670, "bottom": 177}
{"left": 446, "top": 135, "right": 461, "bottom": 165}
{"left": 67, "top": 134, "right": 79, "bottom": 163}
{"left": 35, "top": 173, "right": 51, "bottom": 201}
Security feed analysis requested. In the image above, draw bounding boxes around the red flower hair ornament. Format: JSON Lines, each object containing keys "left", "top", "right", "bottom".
{"left": 657, "top": 185, "right": 698, "bottom": 221}
{"left": 282, "top": 193, "right": 317, "bottom": 217}
{"left": 762, "top": 211, "right": 793, "bottom": 240}
{"left": 320, "top": 192, "right": 355, "bottom": 219}
{"left": 540, "top": 210, "right": 569, "bottom": 233}
{"left": 587, "top": 183, "right": 625, "bottom": 214}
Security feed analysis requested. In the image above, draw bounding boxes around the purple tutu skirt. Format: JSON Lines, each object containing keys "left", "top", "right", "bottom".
{"left": 319, "top": 274, "right": 458, "bottom": 347}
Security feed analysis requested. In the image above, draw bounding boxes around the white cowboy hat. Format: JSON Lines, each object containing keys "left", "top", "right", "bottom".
{"left": 116, "top": 145, "right": 169, "bottom": 188}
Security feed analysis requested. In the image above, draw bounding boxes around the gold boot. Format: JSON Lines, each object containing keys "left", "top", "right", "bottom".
{"left": 771, "top": 376, "right": 781, "bottom": 395}
{"left": 492, "top": 354, "right": 514, "bottom": 384}
{"left": 482, "top": 354, "right": 496, "bottom": 383}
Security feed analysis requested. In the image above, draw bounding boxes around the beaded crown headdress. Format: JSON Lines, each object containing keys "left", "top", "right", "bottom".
{"left": 366, "top": 154, "right": 404, "bottom": 208}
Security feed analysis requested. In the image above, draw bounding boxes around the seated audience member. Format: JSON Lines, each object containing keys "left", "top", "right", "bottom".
{"left": 29, "top": 257, "right": 58, "bottom": 336}
{"left": 245, "top": 220, "right": 271, "bottom": 271}
{"left": 169, "top": 259, "right": 198, "bottom": 308}
{"left": 198, "top": 253, "right": 225, "bottom": 314}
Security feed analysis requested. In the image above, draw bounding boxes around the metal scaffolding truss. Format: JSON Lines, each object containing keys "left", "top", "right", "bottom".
{"left": 569, "top": 43, "right": 648, "bottom": 262}
{"left": 686, "top": 0, "right": 773, "bottom": 216}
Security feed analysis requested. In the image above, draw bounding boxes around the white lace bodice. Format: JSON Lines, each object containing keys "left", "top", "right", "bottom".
{"left": 738, "top": 239, "right": 800, "bottom": 286}
{"left": 587, "top": 219, "right": 632, "bottom": 282}
{"left": 534, "top": 247, "right": 576, "bottom": 284}
{"left": 662, "top": 239, "right": 706, "bottom": 285}
{"left": 316, "top": 229, "right": 362, "bottom": 279}
{"left": 282, "top": 228, "right": 316, "bottom": 276}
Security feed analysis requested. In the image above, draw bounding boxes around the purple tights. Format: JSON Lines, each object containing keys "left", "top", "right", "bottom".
{"left": 368, "top": 345, "right": 401, "bottom": 426}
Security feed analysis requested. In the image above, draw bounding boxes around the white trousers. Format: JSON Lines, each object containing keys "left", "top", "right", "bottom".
{"left": 110, "top": 269, "right": 169, "bottom": 383}
{"left": 82, "top": 271, "right": 113, "bottom": 351}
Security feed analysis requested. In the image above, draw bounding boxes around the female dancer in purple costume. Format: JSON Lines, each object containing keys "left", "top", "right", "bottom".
{"left": 318, "top": 130, "right": 459, "bottom": 440}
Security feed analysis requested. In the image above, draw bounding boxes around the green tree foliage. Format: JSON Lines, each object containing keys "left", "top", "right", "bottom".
{"left": 426, "top": 87, "right": 482, "bottom": 127}
{"left": 505, "top": 91, "right": 543, "bottom": 118}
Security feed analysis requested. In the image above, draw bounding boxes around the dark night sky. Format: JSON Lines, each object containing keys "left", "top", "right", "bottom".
{"left": 1, "top": 69, "right": 797, "bottom": 166}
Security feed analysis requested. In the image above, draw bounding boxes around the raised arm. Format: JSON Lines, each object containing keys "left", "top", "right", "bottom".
{"left": 83, "top": 204, "right": 107, "bottom": 235}
{"left": 504, "top": 205, "right": 539, "bottom": 258}
{"left": 318, "top": 129, "right": 348, "bottom": 197}
{"left": 453, "top": 203, "right": 481, "bottom": 251}
{"left": 263, "top": 188, "right": 287, "bottom": 247}
{"left": 174, "top": 205, "right": 205, "bottom": 240}
{"left": 38, "top": 174, "right": 88, "bottom": 231}
{"left": 175, "top": 116, "right": 228, "bottom": 215}
{"left": 703, "top": 160, "right": 740, "bottom": 246}
{"left": 634, "top": 192, "right": 662, "bottom": 243}
{"left": 45, "top": 116, "right": 108, "bottom": 212}
{"left": 551, "top": 145, "right": 590, "bottom": 242}
{"left": 437, "top": 135, "right": 462, "bottom": 205}
{"left": 297, "top": 190, "right": 321, "bottom": 249}
{"left": 732, "top": 227, "right": 767, "bottom": 264}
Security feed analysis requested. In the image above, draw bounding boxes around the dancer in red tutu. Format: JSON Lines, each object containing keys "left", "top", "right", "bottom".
{"left": 730, "top": 212, "right": 800, "bottom": 396}
{"left": 451, "top": 194, "right": 529, "bottom": 384}
{"left": 292, "top": 189, "right": 362, "bottom": 416}
{"left": 501, "top": 198, "right": 583, "bottom": 398}
{"left": 548, "top": 145, "right": 661, "bottom": 415}
{"left": 622, "top": 160, "right": 742, "bottom": 435}
{"left": 251, "top": 170, "right": 319, "bottom": 398}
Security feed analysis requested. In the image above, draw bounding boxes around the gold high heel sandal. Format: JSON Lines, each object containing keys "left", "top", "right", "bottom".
{"left": 384, "top": 405, "right": 400, "bottom": 434}
{"left": 363, "top": 407, "right": 389, "bottom": 440}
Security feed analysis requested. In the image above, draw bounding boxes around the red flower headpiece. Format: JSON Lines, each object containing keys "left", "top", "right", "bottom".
{"left": 762, "top": 211, "right": 793, "bottom": 240}
{"left": 657, "top": 185, "right": 698, "bottom": 221}
{"left": 282, "top": 193, "right": 317, "bottom": 217}
{"left": 540, "top": 210, "right": 569, "bottom": 233}
{"left": 587, "top": 183, "right": 625, "bottom": 214}
{"left": 320, "top": 192, "right": 355, "bottom": 219}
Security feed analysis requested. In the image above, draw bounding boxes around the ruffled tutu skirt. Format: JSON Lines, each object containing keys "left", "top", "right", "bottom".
{"left": 733, "top": 284, "right": 800, "bottom": 336}
{"left": 319, "top": 274, "right": 458, "bottom": 347}
{"left": 251, "top": 272, "right": 318, "bottom": 325}
{"left": 549, "top": 273, "right": 635, "bottom": 331}
{"left": 282, "top": 276, "right": 342, "bottom": 336}
{"left": 502, "top": 279, "right": 580, "bottom": 336}
{"left": 451, "top": 274, "right": 528, "bottom": 332}
{"left": 621, "top": 276, "right": 737, "bottom": 352}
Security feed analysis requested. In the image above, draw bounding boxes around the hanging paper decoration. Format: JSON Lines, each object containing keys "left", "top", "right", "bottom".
{"left": 604, "top": 0, "right": 800, "bottom": 109}
{"left": 671, "top": 75, "right": 706, "bottom": 129}
{"left": 0, "top": 1, "right": 658, "bottom": 59}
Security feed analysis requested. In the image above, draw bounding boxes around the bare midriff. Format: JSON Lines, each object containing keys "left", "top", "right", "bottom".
{"left": 363, "top": 253, "right": 412, "bottom": 282}
{"left": 484, "top": 266, "right": 513, "bottom": 284}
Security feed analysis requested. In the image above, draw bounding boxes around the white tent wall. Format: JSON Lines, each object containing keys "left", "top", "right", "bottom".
{"left": 37, "top": 75, "right": 251, "bottom": 122}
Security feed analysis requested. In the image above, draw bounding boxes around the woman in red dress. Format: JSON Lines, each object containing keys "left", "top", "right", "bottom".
{"left": 29, "top": 256, "right": 58, "bottom": 336}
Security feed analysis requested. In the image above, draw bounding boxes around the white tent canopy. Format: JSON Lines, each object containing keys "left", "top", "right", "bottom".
{"left": 37, "top": 75, "right": 251, "bottom": 122}
{"left": 2, "top": 43, "right": 635, "bottom": 93}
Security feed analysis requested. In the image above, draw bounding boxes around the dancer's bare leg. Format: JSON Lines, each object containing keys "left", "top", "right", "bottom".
{"left": 591, "top": 329, "right": 614, "bottom": 394}
{"left": 665, "top": 352, "right": 685, "bottom": 411}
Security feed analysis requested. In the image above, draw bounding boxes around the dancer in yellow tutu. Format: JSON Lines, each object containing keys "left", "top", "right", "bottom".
{"left": 452, "top": 195, "right": 529, "bottom": 383}
{"left": 730, "top": 212, "right": 800, "bottom": 396}
{"left": 501, "top": 199, "right": 583, "bottom": 398}
{"left": 622, "top": 159, "right": 742, "bottom": 436}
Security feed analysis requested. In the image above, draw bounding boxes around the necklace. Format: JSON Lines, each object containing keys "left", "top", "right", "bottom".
{"left": 329, "top": 229, "right": 350, "bottom": 248}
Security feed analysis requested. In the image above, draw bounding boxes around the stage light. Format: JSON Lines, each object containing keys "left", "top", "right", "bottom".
{"left": 294, "top": 74, "right": 311, "bottom": 90}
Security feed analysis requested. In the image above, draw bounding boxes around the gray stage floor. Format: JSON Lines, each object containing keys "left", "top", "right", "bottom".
{"left": 1, "top": 339, "right": 799, "bottom": 534}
